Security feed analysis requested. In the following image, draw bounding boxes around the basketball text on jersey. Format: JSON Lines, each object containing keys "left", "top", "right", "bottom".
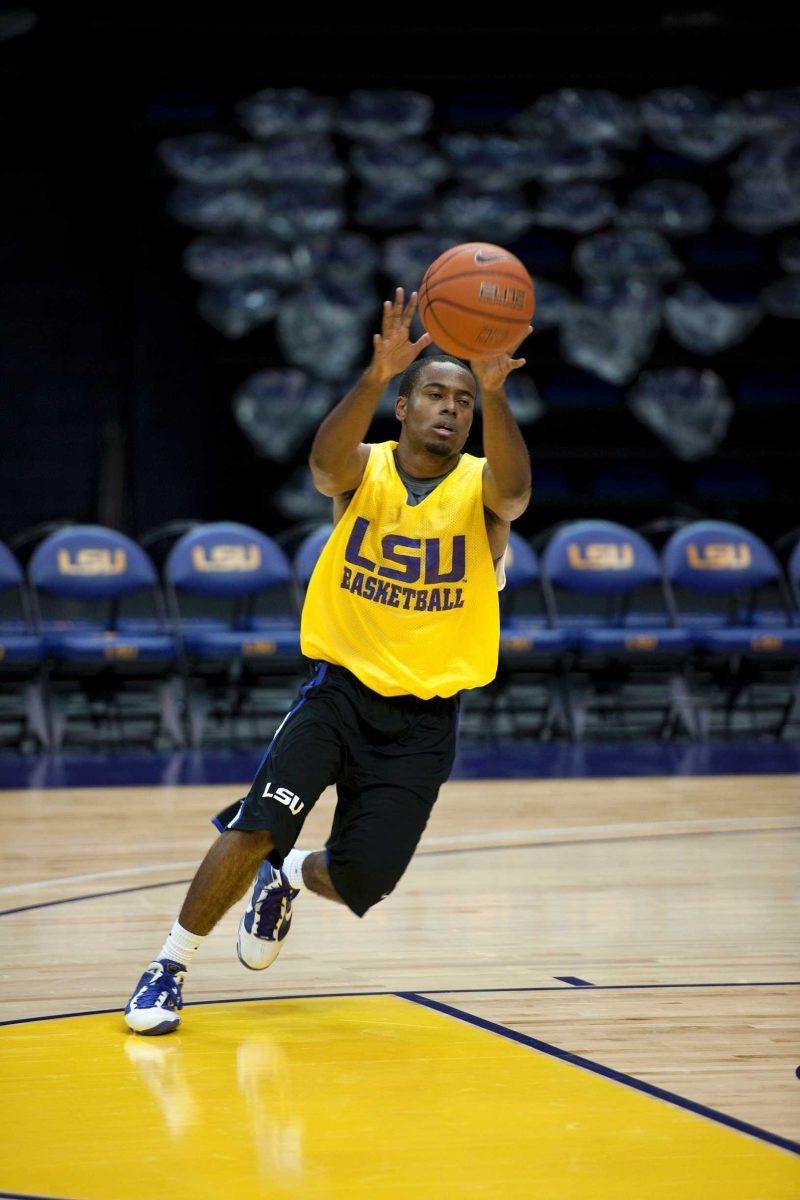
{"left": 340, "top": 516, "right": 466, "bottom": 612}
{"left": 301, "top": 441, "right": 500, "bottom": 699}
{"left": 341, "top": 564, "right": 465, "bottom": 612}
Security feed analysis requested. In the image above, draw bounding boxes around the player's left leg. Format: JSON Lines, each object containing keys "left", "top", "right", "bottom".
{"left": 283, "top": 846, "right": 345, "bottom": 904}
{"left": 324, "top": 781, "right": 440, "bottom": 916}
{"left": 285, "top": 690, "right": 460, "bottom": 917}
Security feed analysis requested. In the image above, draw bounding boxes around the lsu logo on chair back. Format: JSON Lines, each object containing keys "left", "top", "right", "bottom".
{"left": 191, "top": 544, "right": 262, "bottom": 573}
{"left": 567, "top": 543, "right": 635, "bottom": 571}
{"left": 686, "top": 543, "right": 752, "bottom": 571}
{"left": 57, "top": 548, "right": 127, "bottom": 576}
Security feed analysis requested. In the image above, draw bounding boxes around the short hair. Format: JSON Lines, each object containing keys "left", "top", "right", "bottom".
{"left": 397, "top": 354, "right": 476, "bottom": 400}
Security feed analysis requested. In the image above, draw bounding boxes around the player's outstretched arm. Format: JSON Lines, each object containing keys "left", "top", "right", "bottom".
{"left": 309, "top": 288, "right": 432, "bottom": 497}
{"left": 471, "top": 328, "right": 533, "bottom": 523}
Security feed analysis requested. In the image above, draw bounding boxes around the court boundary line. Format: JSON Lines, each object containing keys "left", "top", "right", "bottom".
{"left": 0, "top": 861, "right": 203, "bottom": 895}
{"left": 0, "top": 1192, "right": 76, "bottom": 1199}
{"left": 0, "top": 879, "right": 194, "bottom": 918}
{"left": 3, "top": 979, "right": 800, "bottom": 1029}
{"left": 399, "top": 991, "right": 800, "bottom": 1158}
{"left": 421, "top": 824, "right": 800, "bottom": 858}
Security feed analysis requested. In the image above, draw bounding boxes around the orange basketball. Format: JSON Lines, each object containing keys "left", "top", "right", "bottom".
{"left": 418, "top": 242, "right": 535, "bottom": 360}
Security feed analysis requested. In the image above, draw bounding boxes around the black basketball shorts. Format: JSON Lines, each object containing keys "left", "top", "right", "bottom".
{"left": 213, "top": 660, "right": 459, "bottom": 917}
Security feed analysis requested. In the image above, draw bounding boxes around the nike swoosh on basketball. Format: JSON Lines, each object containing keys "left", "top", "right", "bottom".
{"left": 474, "top": 250, "right": 510, "bottom": 264}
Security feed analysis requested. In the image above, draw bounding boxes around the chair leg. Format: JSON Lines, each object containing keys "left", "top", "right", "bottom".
{"left": 669, "top": 671, "right": 700, "bottom": 739}
{"left": 565, "top": 680, "right": 587, "bottom": 741}
{"left": 776, "top": 676, "right": 800, "bottom": 739}
{"left": 159, "top": 678, "right": 186, "bottom": 748}
{"left": 187, "top": 683, "right": 209, "bottom": 748}
{"left": 543, "top": 679, "right": 562, "bottom": 740}
{"left": 685, "top": 664, "right": 711, "bottom": 741}
{"left": 24, "top": 679, "right": 51, "bottom": 750}
{"left": 555, "top": 669, "right": 577, "bottom": 739}
{"left": 49, "top": 688, "right": 68, "bottom": 750}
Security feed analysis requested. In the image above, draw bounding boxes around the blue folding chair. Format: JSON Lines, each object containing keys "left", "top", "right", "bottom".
{"left": 0, "top": 540, "right": 48, "bottom": 748}
{"left": 663, "top": 520, "right": 800, "bottom": 737}
{"left": 501, "top": 532, "right": 570, "bottom": 650}
{"left": 165, "top": 522, "right": 302, "bottom": 744}
{"left": 489, "top": 531, "right": 572, "bottom": 739}
{"left": 293, "top": 524, "right": 334, "bottom": 592}
{"left": 28, "top": 526, "right": 182, "bottom": 747}
{"left": 786, "top": 540, "right": 800, "bottom": 734}
{"left": 542, "top": 520, "right": 694, "bottom": 738}
{"left": 788, "top": 540, "right": 800, "bottom": 618}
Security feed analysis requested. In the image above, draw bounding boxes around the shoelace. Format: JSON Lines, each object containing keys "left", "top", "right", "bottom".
{"left": 145, "top": 962, "right": 185, "bottom": 1011}
{"left": 253, "top": 874, "right": 291, "bottom": 938}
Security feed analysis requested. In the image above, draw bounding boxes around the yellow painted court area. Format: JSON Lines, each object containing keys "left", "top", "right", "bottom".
{"left": 1, "top": 995, "right": 797, "bottom": 1200}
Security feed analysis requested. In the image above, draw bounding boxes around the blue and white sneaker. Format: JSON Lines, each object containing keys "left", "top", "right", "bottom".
{"left": 124, "top": 958, "right": 185, "bottom": 1035}
{"left": 237, "top": 860, "right": 298, "bottom": 971}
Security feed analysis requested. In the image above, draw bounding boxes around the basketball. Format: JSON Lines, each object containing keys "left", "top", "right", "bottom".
{"left": 418, "top": 242, "right": 535, "bottom": 360}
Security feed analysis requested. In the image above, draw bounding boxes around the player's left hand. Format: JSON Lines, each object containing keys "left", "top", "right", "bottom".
{"left": 469, "top": 326, "right": 532, "bottom": 393}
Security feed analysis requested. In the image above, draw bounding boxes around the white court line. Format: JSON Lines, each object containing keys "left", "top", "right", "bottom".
{"left": 0, "top": 861, "right": 200, "bottom": 896}
{"left": 1, "top": 815, "right": 796, "bottom": 896}
{"left": 420, "top": 814, "right": 798, "bottom": 847}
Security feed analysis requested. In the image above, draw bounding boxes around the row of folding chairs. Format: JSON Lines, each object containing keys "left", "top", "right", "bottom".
{"left": 492, "top": 519, "right": 800, "bottom": 741}
{"left": 1, "top": 518, "right": 799, "bottom": 747}
{"left": 0, "top": 522, "right": 316, "bottom": 749}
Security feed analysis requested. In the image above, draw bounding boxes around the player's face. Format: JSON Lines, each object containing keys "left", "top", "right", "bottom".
{"left": 398, "top": 362, "right": 476, "bottom": 458}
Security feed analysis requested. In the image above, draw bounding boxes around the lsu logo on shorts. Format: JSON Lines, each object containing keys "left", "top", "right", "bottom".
{"left": 262, "top": 780, "right": 304, "bottom": 815}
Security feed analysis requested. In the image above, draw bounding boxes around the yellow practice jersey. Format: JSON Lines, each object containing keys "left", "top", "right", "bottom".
{"left": 301, "top": 440, "right": 500, "bottom": 699}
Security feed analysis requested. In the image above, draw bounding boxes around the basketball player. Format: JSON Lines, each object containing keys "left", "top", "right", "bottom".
{"left": 125, "top": 288, "right": 532, "bottom": 1033}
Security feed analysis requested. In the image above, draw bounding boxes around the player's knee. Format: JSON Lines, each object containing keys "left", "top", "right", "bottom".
{"left": 327, "top": 858, "right": 398, "bottom": 918}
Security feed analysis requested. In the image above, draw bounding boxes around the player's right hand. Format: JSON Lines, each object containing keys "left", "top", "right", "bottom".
{"left": 367, "top": 288, "right": 432, "bottom": 385}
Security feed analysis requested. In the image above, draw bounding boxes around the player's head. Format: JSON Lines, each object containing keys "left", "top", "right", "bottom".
{"left": 395, "top": 355, "right": 477, "bottom": 459}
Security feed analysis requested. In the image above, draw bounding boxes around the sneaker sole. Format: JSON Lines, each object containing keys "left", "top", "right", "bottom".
{"left": 236, "top": 940, "right": 265, "bottom": 971}
{"left": 124, "top": 1013, "right": 181, "bottom": 1036}
{"left": 236, "top": 914, "right": 283, "bottom": 971}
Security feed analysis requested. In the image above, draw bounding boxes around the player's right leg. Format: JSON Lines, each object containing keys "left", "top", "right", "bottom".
{"left": 124, "top": 828, "right": 274, "bottom": 1034}
{"left": 124, "top": 661, "right": 342, "bottom": 1035}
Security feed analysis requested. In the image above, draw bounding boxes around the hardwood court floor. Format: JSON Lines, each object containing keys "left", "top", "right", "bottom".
{"left": 0, "top": 771, "right": 798, "bottom": 1197}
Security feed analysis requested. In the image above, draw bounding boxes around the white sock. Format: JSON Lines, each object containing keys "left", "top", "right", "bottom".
{"left": 283, "top": 848, "right": 313, "bottom": 890}
{"left": 159, "top": 920, "right": 205, "bottom": 969}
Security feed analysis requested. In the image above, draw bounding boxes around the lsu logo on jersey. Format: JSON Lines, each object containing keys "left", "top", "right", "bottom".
{"left": 567, "top": 543, "right": 634, "bottom": 570}
{"left": 340, "top": 516, "right": 466, "bottom": 614}
{"left": 686, "top": 543, "right": 752, "bottom": 570}
{"left": 57, "top": 548, "right": 127, "bottom": 576}
{"left": 192, "top": 544, "right": 261, "bottom": 572}
{"left": 344, "top": 517, "right": 466, "bottom": 584}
